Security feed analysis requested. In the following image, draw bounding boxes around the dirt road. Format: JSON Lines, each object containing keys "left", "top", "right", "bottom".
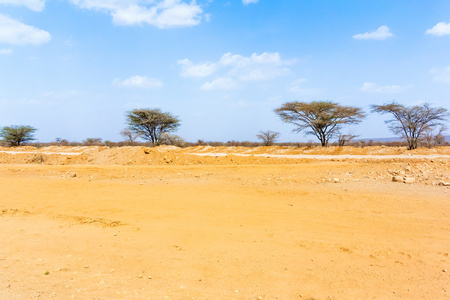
{"left": 0, "top": 146, "right": 449, "bottom": 299}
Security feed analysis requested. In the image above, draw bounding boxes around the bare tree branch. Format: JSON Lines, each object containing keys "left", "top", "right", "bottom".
{"left": 256, "top": 130, "right": 280, "bottom": 146}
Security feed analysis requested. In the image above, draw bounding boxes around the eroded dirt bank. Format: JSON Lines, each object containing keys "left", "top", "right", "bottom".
{"left": 0, "top": 146, "right": 449, "bottom": 299}
{"left": 1, "top": 145, "right": 450, "bottom": 166}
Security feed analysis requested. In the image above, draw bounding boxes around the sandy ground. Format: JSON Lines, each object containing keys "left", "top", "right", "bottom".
{"left": 0, "top": 146, "right": 449, "bottom": 299}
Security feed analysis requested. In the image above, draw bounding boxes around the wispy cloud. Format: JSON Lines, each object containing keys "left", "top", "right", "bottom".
{"left": 0, "top": 0, "right": 46, "bottom": 12}
{"left": 69, "top": 0, "right": 204, "bottom": 28}
{"left": 223, "top": 52, "right": 293, "bottom": 81}
{"left": 360, "top": 82, "right": 409, "bottom": 93}
{"left": 0, "top": 14, "right": 51, "bottom": 45}
{"left": 114, "top": 76, "right": 164, "bottom": 89}
{"left": 353, "top": 25, "right": 394, "bottom": 40}
{"left": 426, "top": 22, "right": 450, "bottom": 36}
{"left": 201, "top": 77, "right": 238, "bottom": 90}
{"left": 180, "top": 52, "right": 294, "bottom": 90}
{"left": 243, "top": 0, "right": 259, "bottom": 5}
{"left": 430, "top": 66, "right": 450, "bottom": 83}
{"left": 178, "top": 59, "right": 216, "bottom": 77}
{"left": 0, "top": 48, "right": 12, "bottom": 54}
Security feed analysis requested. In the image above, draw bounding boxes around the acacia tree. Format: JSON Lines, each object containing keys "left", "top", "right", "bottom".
{"left": 120, "top": 128, "right": 141, "bottom": 144}
{"left": 256, "top": 130, "right": 280, "bottom": 146}
{"left": 275, "top": 101, "right": 366, "bottom": 147}
{"left": 0, "top": 125, "right": 37, "bottom": 146}
{"left": 126, "top": 108, "right": 180, "bottom": 145}
{"left": 371, "top": 102, "right": 449, "bottom": 150}
{"left": 337, "top": 134, "right": 358, "bottom": 147}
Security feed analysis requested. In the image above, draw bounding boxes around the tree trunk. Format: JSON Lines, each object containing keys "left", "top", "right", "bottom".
{"left": 408, "top": 139, "right": 418, "bottom": 150}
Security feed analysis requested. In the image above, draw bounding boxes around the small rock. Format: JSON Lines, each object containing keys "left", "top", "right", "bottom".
{"left": 392, "top": 176, "right": 403, "bottom": 182}
{"left": 443, "top": 269, "right": 447, "bottom": 272}
{"left": 333, "top": 178, "right": 340, "bottom": 183}
{"left": 438, "top": 182, "right": 450, "bottom": 186}
{"left": 403, "top": 177, "right": 415, "bottom": 184}
{"left": 69, "top": 172, "right": 77, "bottom": 178}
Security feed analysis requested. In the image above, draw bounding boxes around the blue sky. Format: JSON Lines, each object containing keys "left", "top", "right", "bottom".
{"left": 1, "top": 0, "right": 450, "bottom": 143}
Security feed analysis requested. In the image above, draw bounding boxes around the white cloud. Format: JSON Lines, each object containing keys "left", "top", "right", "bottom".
{"left": 177, "top": 58, "right": 216, "bottom": 77}
{"left": 201, "top": 77, "right": 237, "bottom": 90}
{"left": 219, "top": 52, "right": 288, "bottom": 67}
{"left": 360, "top": 82, "right": 409, "bottom": 93}
{"left": 114, "top": 76, "right": 164, "bottom": 88}
{"left": 243, "top": 0, "right": 259, "bottom": 5}
{"left": 430, "top": 66, "right": 450, "bottom": 83}
{"left": 180, "top": 51, "right": 294, "bottom": 90}
{"left": 69, "top": 0, "right": 123, "bottom": 11}
{"left": 0, "top": 48, "right": 12, "bottom": 54}
{"left": 219, "top": 52, "right": 293, "bottom": 81}
{"left": 0, "top": 0, "right": 45, "bottom": 12}
{"left": 426, "top": 22, "right": 450, "bottom": 36}
{"left": 0, "top": 14, "right": 51, "bottom": 45}
{"left": 70, "top": 0, "right": 204, "bottom": 28}
{"left": 212, "top": 52, "right": 292, "bottom": 80}
{"left": 353, "top": 25, "right": 394, "bottom": 40}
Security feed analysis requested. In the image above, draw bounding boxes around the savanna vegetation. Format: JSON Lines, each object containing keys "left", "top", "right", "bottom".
{"left": 1, "top": 102, "right": 448, "bottom": 149}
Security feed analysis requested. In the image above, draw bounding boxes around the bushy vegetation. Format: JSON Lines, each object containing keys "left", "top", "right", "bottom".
{"left": 0, "top": 125, "right": 37, "bottom": 146}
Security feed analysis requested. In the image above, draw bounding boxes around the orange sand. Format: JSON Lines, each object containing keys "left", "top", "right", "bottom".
{"left": 0, "top": 146, "right": 449, "bottom": 299}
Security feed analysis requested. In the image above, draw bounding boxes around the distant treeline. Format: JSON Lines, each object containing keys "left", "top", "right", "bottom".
{"left": 3, "top": 138, "right": 448, "bottom": 149}
{"left": 1, "top": 101, "right": 449, "bottom": 150}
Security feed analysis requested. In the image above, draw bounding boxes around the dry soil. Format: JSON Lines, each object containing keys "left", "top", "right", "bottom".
{"left": 0, "top": 146, "right": 449, "bottom": 299}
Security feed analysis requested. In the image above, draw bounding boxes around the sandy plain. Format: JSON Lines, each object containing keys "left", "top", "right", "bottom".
{"left": 0, "top": 145, "right": 449, "bottom": 299}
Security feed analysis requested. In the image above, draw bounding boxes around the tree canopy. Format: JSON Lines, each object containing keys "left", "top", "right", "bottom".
{"left": 256, "top": 130, "right": 280, "bottom": 146}
{"left": 275, "top": 101, "right": 366, "bottom": 147}
{"left": 371, "top": 102, "right": 449, "bottom": 150}
{"left": 0, "top": 125, "right": 37, "bottom": 146}
{"left": 126, "top": 108, "right": 180, "bottom": 145}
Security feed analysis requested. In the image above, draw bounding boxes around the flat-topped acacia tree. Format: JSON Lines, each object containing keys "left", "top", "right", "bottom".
{"left": 0, "top": 125, "right": 37, "bottom": 146}
{"left": 371, "top": 102, "right": 449, "bottom": 150}
{"left": 275, "top": 101, "right": 366, "bottom": 147}
{"left": 126, "top": 108, "right": 180, "bottom": 146}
